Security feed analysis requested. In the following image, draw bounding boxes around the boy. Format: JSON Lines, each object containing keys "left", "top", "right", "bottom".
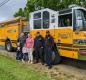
{"left": 16, "top": 42, "right": 22, "bottom": 60}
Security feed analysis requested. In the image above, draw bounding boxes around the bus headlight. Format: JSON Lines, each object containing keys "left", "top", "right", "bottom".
{"left": 78, "top": 50, "right": 86, "bottom": 56}
{"left": 74, "top": 39, "right": 86, "bottom": 44}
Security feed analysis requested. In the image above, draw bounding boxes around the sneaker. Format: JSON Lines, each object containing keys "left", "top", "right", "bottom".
{"left": 28, "top": 61, "right": 30, "bottom": 63}
{"left": 30, "top": 61, "right": 33, "bottom": 64}
{"left": 45, "top": 64, "right": 48, "bottom": 66}
{"left": 22, "top": 60, "right": 25, "bottom": 63}
{"left": 48, "top": 66, "right": 52, "bottom": 69}
{"left": 42, "top": 63, "right": 44, "bottom": 65}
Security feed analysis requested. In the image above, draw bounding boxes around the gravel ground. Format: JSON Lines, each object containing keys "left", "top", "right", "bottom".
{"left": 0, "top": 46, "right": 86, "bottom": 80}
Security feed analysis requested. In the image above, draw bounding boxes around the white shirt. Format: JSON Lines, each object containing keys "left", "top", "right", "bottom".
{"left": 22, "top": 47, "right": 28, "bottom": 53}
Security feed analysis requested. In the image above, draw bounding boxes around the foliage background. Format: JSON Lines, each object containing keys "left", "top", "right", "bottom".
{"left": 14, "top": 0, "right": 86, "bottom": 20}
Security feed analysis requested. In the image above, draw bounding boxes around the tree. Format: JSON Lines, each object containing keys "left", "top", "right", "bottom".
{"left": 14, "top": 0, "right": 86, "bottom": 19}
{"left": 23, "top": 7, "right": 29, "bottom": 20}
{"left": 14, "top": 8, "right": 24, "bottom": 17}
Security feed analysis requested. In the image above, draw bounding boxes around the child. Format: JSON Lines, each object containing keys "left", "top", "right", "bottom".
{"left": 16, "top": 42, "right": 22, "bottom": 60}
{"left": 22, "top": 44, "right": 28, "bottom": 62}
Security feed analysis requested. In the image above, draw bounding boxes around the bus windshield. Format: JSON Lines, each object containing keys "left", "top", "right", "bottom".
{"left": 74, "top": 9, "right": 86, "bottom": 31}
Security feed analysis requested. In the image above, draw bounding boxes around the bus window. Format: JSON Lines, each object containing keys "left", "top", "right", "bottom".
{"left": 34, "top": 12, "right": 41, "bottom": 19}
{"left": 33, "top": 12, "right": 42, "bottom": 29}
{"left": 43, "top": 11, "right": 50, "bottom": 29}
{"left": 58, "top": 14, "right": 72, "bottom": 27}
{"left": 34, "top": 19, "right": 41, "bottom": 29}
{"left": 74, "top": 9, "right": 86, "bottom": 31}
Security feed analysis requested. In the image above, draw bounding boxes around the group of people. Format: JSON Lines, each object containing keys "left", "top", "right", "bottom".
{"left": 16, "top": 31, "right": 54, "bottom": 69}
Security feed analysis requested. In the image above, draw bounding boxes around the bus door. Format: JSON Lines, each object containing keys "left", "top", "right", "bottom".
{"left": 73, "top": 8, "right": 86, "bottom": 39}
{"left": 58, "top": 9, "right": 74, "bottom": 58}
{"left": 73, "top": 8, "right": 86, "bottom": 60}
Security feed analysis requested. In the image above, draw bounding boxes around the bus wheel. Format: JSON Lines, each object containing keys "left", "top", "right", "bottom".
{"left": 52, "top": 49, "right": 61, "bottom": 65}
{"left": 5, "top": 41, "right": 12, "bottom": 52}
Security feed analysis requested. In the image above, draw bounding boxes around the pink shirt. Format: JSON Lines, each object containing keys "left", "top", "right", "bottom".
{"left": 26, "top": 37, "right": 34, "bottom": 48}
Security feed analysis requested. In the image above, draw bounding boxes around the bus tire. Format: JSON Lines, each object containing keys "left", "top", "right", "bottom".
{"left": 5, "top": 41, "right": 13, "bottom": 52}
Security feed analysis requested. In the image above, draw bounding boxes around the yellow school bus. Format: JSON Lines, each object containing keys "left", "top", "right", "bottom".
{"left": 30, "top": 6, "right": 86, "bottom": 63}
{"left": 0, "top": 17, "right": 28, "bottom": 51}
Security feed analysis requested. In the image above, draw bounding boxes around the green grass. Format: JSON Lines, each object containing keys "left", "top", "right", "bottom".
{"left": 0, "top": 54, "right": 51, "bottom": 80}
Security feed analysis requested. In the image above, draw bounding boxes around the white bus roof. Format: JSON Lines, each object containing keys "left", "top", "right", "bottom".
{"left": 30, "top": 6, "right": 86, "bottom": 15}
{"left": 72, "top": 6, "right": 86, "bottom": 11}
{"left": 30, "top": 8, "right": 57, "bottom": 14}
{"left": 59, "top": 6, "right": 86, "bottom": 15}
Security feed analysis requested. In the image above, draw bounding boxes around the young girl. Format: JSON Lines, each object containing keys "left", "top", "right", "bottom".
{"left": 26, "top": 33, "right": 34, "bottom": 63}
{"left": 22, "top": 44, "right": 28, "bottom": 62}
{"left": 16, "top": 42, "right": 22, "bottom": 60}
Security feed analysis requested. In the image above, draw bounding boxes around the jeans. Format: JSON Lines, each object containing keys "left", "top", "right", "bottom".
{"left": 45, "top": 48, "right": 52, "bottom": 67}
{"left": 27, "top": 48, "right": 33, "bottom": 61}
{"left": 38, "top": 48, "right": 44, "bottom": 63}
{"left": 23, "top": 53, "right": 28, "bottom": 61}
{"left": 16, "top": 51, "right": 22, "bottom": 60}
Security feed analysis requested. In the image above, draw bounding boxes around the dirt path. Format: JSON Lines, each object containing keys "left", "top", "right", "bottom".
{"left": 0, "top": 49, "right": 86, "bottom": 80}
